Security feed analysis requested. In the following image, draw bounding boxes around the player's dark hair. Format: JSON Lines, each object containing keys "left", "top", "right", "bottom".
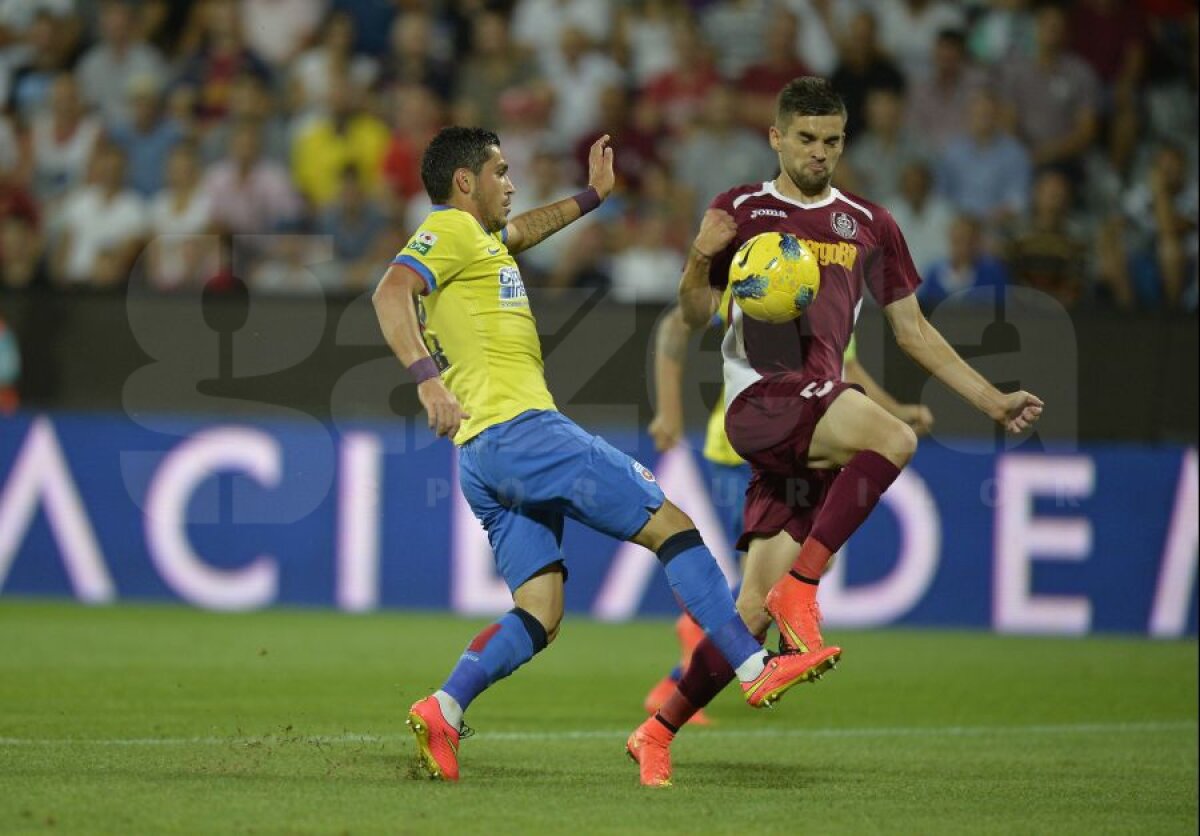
{"left": 776, "top": 77, "right": 847, "bottom": 127}
{"left": 420, "top": 126, "right": 501, "bottom": 203}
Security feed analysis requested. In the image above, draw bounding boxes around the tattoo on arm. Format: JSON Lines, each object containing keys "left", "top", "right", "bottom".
{"left": 509, "top": 200, "right": 573, "bottom": 253}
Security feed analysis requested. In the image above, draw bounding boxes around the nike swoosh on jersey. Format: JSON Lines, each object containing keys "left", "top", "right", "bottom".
{"left": 487, "top": 247, "right": 501, "bottom": 255}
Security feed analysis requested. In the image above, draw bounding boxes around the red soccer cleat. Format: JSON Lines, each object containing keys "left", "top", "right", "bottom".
{"left": 407, "top": 695, "right": 462, "bottom": 781}
{"left": 765, "top": 576, "right": 828, "bottom": 654}
{"left": 625, "top": 717, "right": 674, "bottom": 787}
{"left": 741, "top": 648, "right": 841, "bottom": 708}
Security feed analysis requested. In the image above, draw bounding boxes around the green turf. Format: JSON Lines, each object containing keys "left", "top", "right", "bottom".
{"left": 0, "top": 601, "right": 1195, "bottom": 835}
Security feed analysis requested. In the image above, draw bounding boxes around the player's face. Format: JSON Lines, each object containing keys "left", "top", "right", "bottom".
{"left": 471, "top": 146, "right": 515, "bottom": 233}
{"left": 770, "top": 114, "right": 846, "bottom": 197}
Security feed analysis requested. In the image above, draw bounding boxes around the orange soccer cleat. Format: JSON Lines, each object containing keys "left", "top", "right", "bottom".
{"left": 625, "top": 717, "right": 674, "bottom": 788}
{"left": 407, "top": 695, "right": 464, "bottom": 781}
{"left": 741, "top": 648, "right": 841, "bottom": 708}
{"left": 765, "top": 576, "right": 829, "bottom": 654}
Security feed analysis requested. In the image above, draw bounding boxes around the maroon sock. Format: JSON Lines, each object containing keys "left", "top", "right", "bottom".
{"left": 659, "top": 630, "right": 768, "bottom": 729}
{"left": 803, "top": 451, "right": 901, "bottom": 574}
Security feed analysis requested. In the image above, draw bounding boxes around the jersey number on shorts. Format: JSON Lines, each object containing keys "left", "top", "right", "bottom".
{"left": 800, "top": 380, "right": 835, "bottom": 399}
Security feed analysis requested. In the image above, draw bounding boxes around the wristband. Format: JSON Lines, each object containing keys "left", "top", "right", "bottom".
{"left": 407, "top": 356, "right": 440, "bottom": 384}
{"left": 572, "top": 186, "right": 602, "bottom": 216}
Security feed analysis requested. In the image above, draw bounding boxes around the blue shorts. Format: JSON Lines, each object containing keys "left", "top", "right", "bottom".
{"left": 458, "top": 410, "right": 666, "bottom": 591}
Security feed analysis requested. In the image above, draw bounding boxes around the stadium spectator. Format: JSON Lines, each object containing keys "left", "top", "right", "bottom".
{"left": 52, "top": 142, "right": 147, "bottom": 286}
{"left": 0, "top": 311, "right": 18, "bottom": 412}
{"left": 780, "top": 0, "right": 863, "bottom": 77}
{"left": 996, "top": 1, "right": 1100, "bottom": 177}
{"left": 201, "top": 72, "right": 290, "bottom": 165}
{"left": 145, "top": 141, "right": 216, "bottom": 291}
{"left": 842, "top": 87, "right": 921, "bottom": 204}
{"left": 937, "top": 89, "right": 1031, "bottom": 227}
{"left": 250, "top": 229, "right": 332, "bottom": 295}
{"left": 379, "top": 9, "right": 454, "bottom": 103}
{"left": 700, "top": 0, "right": 771, "bottom": 81}
{"left": 290, "top": 10, "right": 378, "bottom": 118}
{"left": 202, "top": 119, "right": 301, "bottom": 234}
{"left": 734, "top": 8, "right": 812, "bottom": 129}
{"left": 30, "top": 74, "right": 102, "bottom": 204}
{"left": 572, "top": 85, "right": 661, "bottom": 196}
{"left": 889, "top": 159, "right": 955, "bottom": 278}
{"left": 905, "top": 28, "right": 988, "bottom": 152}
{"left": 0, "top": 112, "right": 17, "bottom": 177}
{"left": 542, "top": 25, "right": 622, "bottom": 148}
{"left": 318, "top": 164, "right": 394, "bottom": 290}
{"left": 76, "top": 0, "right": 167, "bottom": 129}
{"left": 671, "top": 84, "right": 776, "bottom": 225}
{"left": 453, "top": 10, "right": 545, "bottom": 134}
{"left": 382, "top": 83, "right": 443, "bottom": 217}
{"left": 291, "top": 74, "right": 390, "bottom": 208}
{"left": 1117, "top": 143, "right": 1198, "bottom": 310}
{"left": 1007, "top": 167, "right": 1093, "bottom": 308}
{"left": 608, "top": 210, "right": 684, "bottom": 303}
{"left": 641, "top": 20, "right": 721, "bottom": 135}
{"left": 109, "top": 75, "right": 185, "bottom": 197}
{"left": 0, "top": 213, "right": 45, "bottom": 288}
{"left": 174, "top": 0, "right": 272, "bottom": 124}
{"left": 968, "top": 0, "right": 1037, "bottom": 65}
{"left": 511, "top": 0, "right": 613, "bottom": 71}
{"left": 7, "top": 9, "right": 78, "bottom": 120}
{"left": 329, "top": 0, "right": 399, "bottom": 58}
{"left": 612, "top": 0, "right": 684, "bottom": 88}
{"left": 919, "top": 215, "right": 1010, "bottom": 307}
{"left": 874, "top": 0, "right": 966, "bottom": 82}
{"left": 239, "top": 0, "right": 324, "bottom": 68}
{"left": 830, "top": 9, "right": 906, "bottom": 137}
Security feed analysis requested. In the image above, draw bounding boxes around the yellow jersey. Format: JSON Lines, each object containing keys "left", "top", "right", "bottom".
{"left": 701, "top": 288, "right": 857, "bottom": 466}
{"left": 395, "top": 206, "right": 555, "bottom": 444}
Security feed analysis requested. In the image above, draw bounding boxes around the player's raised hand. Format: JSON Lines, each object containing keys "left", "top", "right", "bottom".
{"left": 586, "top": 134, "right": 615, "bottom": 199}
{"left": 648, "top": 410, "right": 684, "bottom": 452}
{"left": 998, "top": 391, "right": 1043, "bottom": 434}
{"left": 418, "top": 378, "right": 471, "bottom": 439}
{"left": 693, "top": 209, "right": 737, "bottom": 259}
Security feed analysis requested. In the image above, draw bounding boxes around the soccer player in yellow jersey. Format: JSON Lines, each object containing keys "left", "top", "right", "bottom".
{"left": 372, "top": 127, "right": 836, "bottom": 784}
{"left": 640, "top": 298, "right": 934, "bottom": 734}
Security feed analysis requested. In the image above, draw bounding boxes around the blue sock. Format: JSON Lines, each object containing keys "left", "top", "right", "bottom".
{"left": 657, "top": 530, "right": 762, "bottom": 669}
{"left": 441, "top": 608, "right": 548, "bottom": 711}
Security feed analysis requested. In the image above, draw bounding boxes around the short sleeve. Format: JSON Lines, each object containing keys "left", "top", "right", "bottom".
{"left": 705, "top": 190, "right": 739, "bottom": 291}
{"left": 866, "top": 209, "right": 922, "bottom": 306}
{"left": 391, "top": 214, "right": 468, "bottom": 296}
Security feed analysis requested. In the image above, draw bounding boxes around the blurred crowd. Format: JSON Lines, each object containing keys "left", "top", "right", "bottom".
{"left": 0, "top": 0, "right": 1196, "bottom": 311}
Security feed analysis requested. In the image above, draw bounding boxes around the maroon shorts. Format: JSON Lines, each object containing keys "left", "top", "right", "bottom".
{"left": 725, "top": 373, "right": 860, "bottom": 551}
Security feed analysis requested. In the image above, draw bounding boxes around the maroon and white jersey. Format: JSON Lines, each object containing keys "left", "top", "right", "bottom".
{"left": 710, "top": 181, "right": 921, "bottom": 406}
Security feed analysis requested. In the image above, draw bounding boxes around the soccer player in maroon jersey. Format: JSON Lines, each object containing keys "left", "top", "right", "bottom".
{"left": 625, "top": 77, "right": 1043, "bottom": 787}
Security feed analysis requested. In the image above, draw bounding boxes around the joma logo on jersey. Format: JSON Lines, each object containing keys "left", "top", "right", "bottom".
{"left": 800, "top": 238, "right": 858, "bottom": 270}
{"left": 751, "top": 208, "right": 787, "bottom": 219}
{"left": 499, "top": 266, "right": 527, "bottom": 305}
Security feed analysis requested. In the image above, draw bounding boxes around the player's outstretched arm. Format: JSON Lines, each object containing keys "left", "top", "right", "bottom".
{"left": 649, "top": 305, "right": 706, "bottom": 451}
{"left": 883, "top": 295, "right": 1043, "bottom": 434}
{"left": 372, "top": 264, "right": 470, "bottom": 438}
{"left": 844, "top": 357, "right": 935, "bottom": 436}
{"left": 505, "top": 134, "right": 614, "bottom": 254}
{"left": 678, "top": 209, "right": 736, "bottom": 329}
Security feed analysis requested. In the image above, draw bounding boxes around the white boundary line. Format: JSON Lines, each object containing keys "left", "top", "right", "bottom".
{"left": 0, "top": 720, "right": 1194, "bottom": 747}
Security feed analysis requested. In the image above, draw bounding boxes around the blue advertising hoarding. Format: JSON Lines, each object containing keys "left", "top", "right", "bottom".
{"left": 0, "top": 411, "right": 1195, "bottom": 637}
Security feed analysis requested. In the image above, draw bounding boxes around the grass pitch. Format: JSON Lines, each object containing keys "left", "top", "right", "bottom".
{"left": 0, "top": 601, "right": 1195, "bottom": 835}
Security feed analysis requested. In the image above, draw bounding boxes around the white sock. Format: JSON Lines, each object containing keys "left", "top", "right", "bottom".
{"left": 734, "top": 650, "right": 768, "bottom": 682}
{"left": 433, "top": 690, "right": 463, "bottom": 729}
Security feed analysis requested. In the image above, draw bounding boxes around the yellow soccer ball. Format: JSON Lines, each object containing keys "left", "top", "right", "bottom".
{"left": 728, "top": 232, "right": 820, "bottom": 324}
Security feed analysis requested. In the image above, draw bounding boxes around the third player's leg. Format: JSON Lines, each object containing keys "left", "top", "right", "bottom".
{"left": 736, "top": 530, "right": 805, "bottom": 635}
{"left": 806, "top": 388, "right": 918, "bottom": 471}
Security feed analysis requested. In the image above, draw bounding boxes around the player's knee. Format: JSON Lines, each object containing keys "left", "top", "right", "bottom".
{"left": 874, "top": 418, "right": 917, "bottom": 468}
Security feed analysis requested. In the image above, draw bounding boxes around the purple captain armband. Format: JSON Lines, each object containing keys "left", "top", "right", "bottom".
{"left": 572, "top": 186, "right": 602, "bottom": 216}
{"left": 407, "top": 356, "right": 440, "bottom": 384}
